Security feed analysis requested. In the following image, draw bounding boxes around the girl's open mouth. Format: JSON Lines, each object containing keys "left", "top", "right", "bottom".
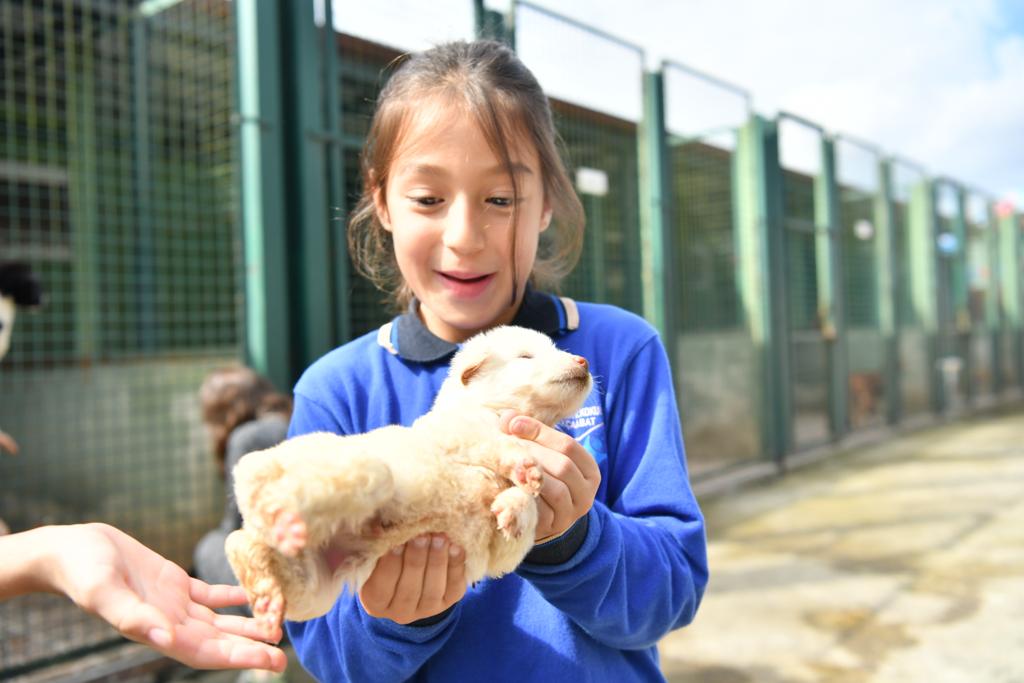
{"left": 438, "top": 271, "right": 495, "bottom": 297}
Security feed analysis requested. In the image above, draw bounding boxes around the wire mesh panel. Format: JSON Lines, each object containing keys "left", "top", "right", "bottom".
{"left": 1, "top": 0, "right": 239, "bottom": 673}
{"left": 934, "top": 181, "right": 967, "bottom": 410}
{"left": 514, "top": 1, "right": 644, "bottom": 314}
{"left": 335, "top": 34, "right": 402, "bottom": 339}
{"left": 662, "top": 63, "right": 759, "bottom": 476}
{"left": 891, "top": 161, "right": 930, "bottom": 417}
{"left": 835, "top": 138, "right": 885, "bottom": 430}
{"left": 328, "top": 6, "right": 475, "bottom": 341}
{"left": 965, "top": 193, "right": 994, "bottom": 401}
{"left": 778, "top": 117, "right": 830, "bottom": 448}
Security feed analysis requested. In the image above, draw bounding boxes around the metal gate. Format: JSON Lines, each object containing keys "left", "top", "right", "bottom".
{"left": 836, "top": 136, "right": 886, "bottom": 430}
{"left": 777, "top": 114, "right": 833, "bottom": 448}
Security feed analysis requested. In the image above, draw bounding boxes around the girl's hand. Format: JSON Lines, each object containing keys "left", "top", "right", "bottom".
{"left": 359, "top": 534, "right": 466, "bottom": 624}
{"left": 35, "top": 524, "right": 287, "bottom": 672}
{"left": 499, "top": 411, "right": 601, "bottom": 542}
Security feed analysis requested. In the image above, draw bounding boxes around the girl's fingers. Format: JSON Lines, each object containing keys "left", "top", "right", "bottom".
{"left": 417, "top": 535, "right": 451, "bottom": 610}
{"left": 390, "top": 535, "right": 430, "bottom": 613}
{"left": 359, "top": 545, "right": 404, "bottom": 614}
{"left": 443, "top": 544, "right": 466, "bottom": 604}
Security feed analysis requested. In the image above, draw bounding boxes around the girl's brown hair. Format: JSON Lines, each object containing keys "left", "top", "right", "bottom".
{"left": 348, "top": 40, "right": 585, "bottom": 309}
{"left": 199, "top": 366, "right": 292, "bottom": 474}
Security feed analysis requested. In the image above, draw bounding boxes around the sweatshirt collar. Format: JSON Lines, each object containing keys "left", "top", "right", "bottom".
{"left": 377, "top": 287, "right": 579, "bottom": 363}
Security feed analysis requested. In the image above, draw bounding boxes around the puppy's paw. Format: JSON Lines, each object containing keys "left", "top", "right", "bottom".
{"left": 491, "top": 492, "right": 533, "bottom": 540}
{"left": 512, "top": 457, "right": 543, "bottom": 496}
{"left": 271, "top": 509, "right": 307, "bottom": 557}
{"left": 251, "top": 577, "right": 285, "bottom": 632}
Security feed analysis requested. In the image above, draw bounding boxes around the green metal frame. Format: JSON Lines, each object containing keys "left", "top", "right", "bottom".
{"left": 980, "top": 196, "right": 1002, "bottom": 395}
{"left": 282, "top": 0, "right": 345, "bottom": 372}
{"left": 639, "top": 70, "right": 675, "bottom": 344}
{"left": 907, "top": 178, "right": 940, "bottom": 411}
{"left": 734, "top": 114, "right": 790, "bottom": 461}
{"left": 235, "top": 0, "right": 292, "bottom": 391}
{"left": 475, "top": 0, "right": 515, "bottom": 45}
{"left": 815, "top": 135, "right": 848, "bottom": 439}
{"left": 999, "top": 210, "right": 1024, "bottom": 388}
{"left": 950, "top": 183, "right": 971, "bottom": 405}
{"left": 876, "top": 159, "right": 899, "bottom": 424}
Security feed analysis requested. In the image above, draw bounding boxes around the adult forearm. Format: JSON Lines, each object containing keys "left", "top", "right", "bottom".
{"left": 0, "top": 525, "right": 64, "bottom": 600}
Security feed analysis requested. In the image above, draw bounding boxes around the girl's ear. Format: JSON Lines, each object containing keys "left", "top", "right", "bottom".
{"left": 540, "top": 201, "right": 553, "bottom": 233}
{"left": 373, "top": 182, "right": 392, "bottom": 232}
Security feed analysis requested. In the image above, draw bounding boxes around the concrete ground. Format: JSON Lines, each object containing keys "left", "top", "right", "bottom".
{"left": 21, "top": 409, "right": 1022, "bottom": 682}
{"left": 659, "top": 408, "right": 1024, "bottom": 683}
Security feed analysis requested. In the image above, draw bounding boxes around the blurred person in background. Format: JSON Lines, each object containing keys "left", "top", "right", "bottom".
{"left": 194, "top": 366, "right": 293, "bottom": 599}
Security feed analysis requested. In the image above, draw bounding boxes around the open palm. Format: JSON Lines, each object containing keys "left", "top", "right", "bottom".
{"left": 58, "top": 523, "right": 286, "bottom": 672}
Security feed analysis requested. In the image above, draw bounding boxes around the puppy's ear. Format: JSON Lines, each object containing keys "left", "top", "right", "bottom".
{"left": 456, "top": 347, "right": 492, "bottom": 386}
{"left": 460, "top": 359, "right": 484, "bottom": 385}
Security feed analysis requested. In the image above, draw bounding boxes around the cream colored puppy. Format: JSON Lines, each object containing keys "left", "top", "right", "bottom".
{"left": 226, "top": 326, "right": 592, "bottom": 628}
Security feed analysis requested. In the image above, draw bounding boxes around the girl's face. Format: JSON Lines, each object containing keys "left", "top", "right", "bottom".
{"left": 375, "top": 104, "right": 552, "bottom": 343}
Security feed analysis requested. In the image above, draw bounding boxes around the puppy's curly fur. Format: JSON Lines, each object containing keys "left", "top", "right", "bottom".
{"left": 226, "top": 326, "right": 592, "bottom": 628}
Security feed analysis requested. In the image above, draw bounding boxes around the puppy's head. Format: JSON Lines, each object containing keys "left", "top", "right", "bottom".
{"left": 436, "top": 326, "right": 592, "bottom": 426}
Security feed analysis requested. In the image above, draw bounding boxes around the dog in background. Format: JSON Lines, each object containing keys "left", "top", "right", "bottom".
{"left": 225, "top": 326, "right": 593, "bottom": 628}
{"left": 849, "top": 371, "right": 884, "bottom": 427}
{"left": 0, "top": 262, "right": 44, "bottom": 535}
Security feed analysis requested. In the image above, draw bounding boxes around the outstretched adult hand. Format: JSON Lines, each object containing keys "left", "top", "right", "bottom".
{"left": 0, "top": 523, "right": 287, "bottom": 672}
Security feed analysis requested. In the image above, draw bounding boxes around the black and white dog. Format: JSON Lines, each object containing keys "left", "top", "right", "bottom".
{"left": 0, "top": 262, "right": 43, "bottom": 458}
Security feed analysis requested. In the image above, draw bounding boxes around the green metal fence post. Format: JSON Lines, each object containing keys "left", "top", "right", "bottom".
{"left": 131, "top": 16, "right": 156, "bottom": 353}
{"left": 639, "top": 69, "right": 675, "bottom": 345}
{"left": 235, "top": 0, "right": 292, "bottom": 391}
{"left": 323, "top": 0, "right": 350, "bottom": 346}
{"left": 950, "top": 185, "right": 970, "bottom": 405}
{"left": 282, "top": 0, "right": 338, "bottom": 374}
{"left": 816, "top": 137, "right": 848, "bottom": 439}
{"left": 66, "top": 30, "right": 100, "bottom": 361}
{"left": 734, "top": 114, "right": 790, "bottom": 463}
{"left": 908, "top": 180, "right": 939, "bottom": 412}
{"left": 985, "top": 200, "right": 1002, "bottom": 395}
{"left": 475, "top": 0, "right": 515, "bottom": 46}
{"left": 1000, "top": 209, "right": 1024, "bottom": 388}
{"left": 876, "top": 159, "right": 900, "bottom": 424}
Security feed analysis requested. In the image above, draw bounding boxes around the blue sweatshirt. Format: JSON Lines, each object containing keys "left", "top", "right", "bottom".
{"left": 285, "top": 289, "right": 708, "bottom": 682}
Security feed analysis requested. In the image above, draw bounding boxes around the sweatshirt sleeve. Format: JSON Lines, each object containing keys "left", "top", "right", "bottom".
{"left": 287, "top": 594, "right": 463, "bottom": 682}
{"left": 516, "top": 334, "right": 709, "bottom": 650}
{"left": 285, "top": 390, "right": 462, "bottom": 682}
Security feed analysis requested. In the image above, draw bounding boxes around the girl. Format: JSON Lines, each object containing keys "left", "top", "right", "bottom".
{"left": 286, "top": 40, "right": 707, "bottom": 682}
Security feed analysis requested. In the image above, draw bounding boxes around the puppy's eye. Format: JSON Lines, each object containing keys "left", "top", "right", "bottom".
{"left": 517, "top": 353, "right": 533, "bottom": 359}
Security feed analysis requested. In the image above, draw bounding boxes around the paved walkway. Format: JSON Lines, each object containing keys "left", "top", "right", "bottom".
{"left": 659, "top": 408, "right": 1024, "bottom": 683}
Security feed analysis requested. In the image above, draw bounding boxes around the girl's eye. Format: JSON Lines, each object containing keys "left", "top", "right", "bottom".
{"left": 410, "top": 196, "right": 443, "bottom": 207}
{"left": 487, "top": 196, "right": 514, "bottom": 208}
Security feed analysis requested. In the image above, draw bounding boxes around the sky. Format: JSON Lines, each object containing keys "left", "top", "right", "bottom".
{"left": 331, "top": 0, "right": 1024, "bottom": 208}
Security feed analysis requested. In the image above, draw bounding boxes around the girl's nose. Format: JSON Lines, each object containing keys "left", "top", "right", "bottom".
{"left": 442, "top": 198, "right": 486, "bottom": 254}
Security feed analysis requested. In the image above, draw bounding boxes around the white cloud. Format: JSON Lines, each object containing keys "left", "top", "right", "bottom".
{"left": 527, "top": 0, "right": 1024, "bottom": 203}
